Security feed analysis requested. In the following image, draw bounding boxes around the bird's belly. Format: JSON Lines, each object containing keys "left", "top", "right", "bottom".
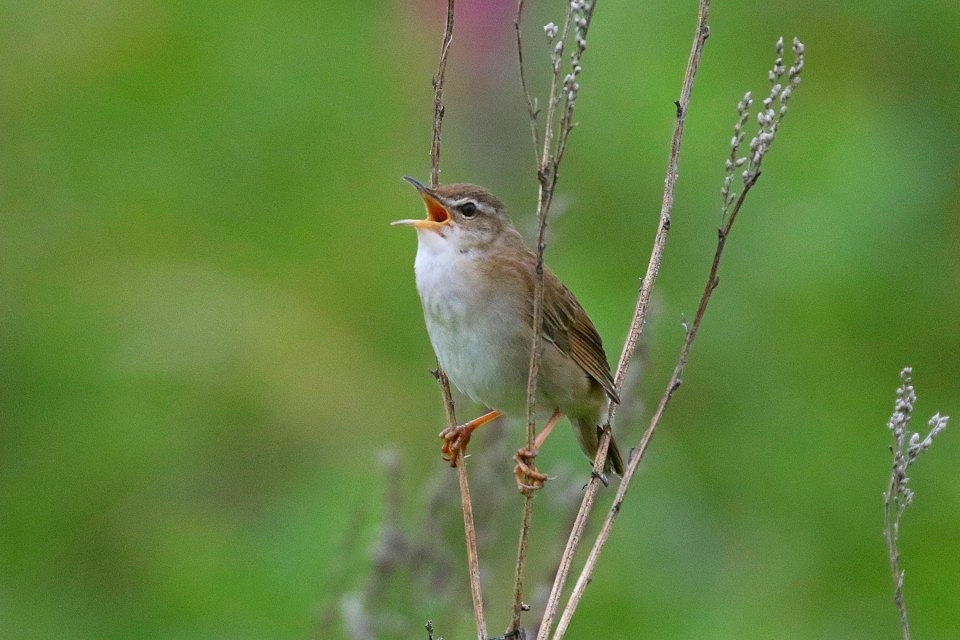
{"left": 422, "top": 292, "right": 532, "bottom": 413}
{"left": 413, "top": 263, "right": 528, "bottom": 413}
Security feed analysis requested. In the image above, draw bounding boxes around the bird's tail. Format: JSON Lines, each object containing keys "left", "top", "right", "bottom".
{"left": 606, "top": 432, "right": 625, "bottom": 476}
{"left": 575, "top": 418, "right": 626, "bottom": 477}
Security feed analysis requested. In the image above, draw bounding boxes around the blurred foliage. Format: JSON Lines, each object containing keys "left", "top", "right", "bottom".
{"left": 1, "top": 1, "right": 958, "bottom": 639}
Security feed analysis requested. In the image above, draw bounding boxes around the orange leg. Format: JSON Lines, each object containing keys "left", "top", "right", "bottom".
{"left": 439, "top": 409, "right": 502, "bottom": 466}
{"left": 514, "top": 409, "right": 564, "bottom": 492}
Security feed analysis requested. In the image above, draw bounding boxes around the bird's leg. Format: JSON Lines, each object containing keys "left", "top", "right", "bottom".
{"left": 514, "top": 409, "right": 563, "bottom": 492}
{"left": 439, "top": 409, "right": 502, "bottom": 466}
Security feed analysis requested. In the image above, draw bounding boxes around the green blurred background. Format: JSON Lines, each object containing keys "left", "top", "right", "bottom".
{"left": 2, "top": 1, "right": 958, "bottom": 638}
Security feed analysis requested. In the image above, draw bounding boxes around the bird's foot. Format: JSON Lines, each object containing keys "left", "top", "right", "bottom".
{"left": 439, "top": 423, "right": 473, "bottom": 466}
{"left": 514, "top": 448, "right": 550, "bottom": 494}
{"left": 438, "top": 410, "right": 503, "bottom": 467}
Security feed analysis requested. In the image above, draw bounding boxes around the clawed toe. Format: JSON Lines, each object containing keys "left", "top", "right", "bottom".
{"left": 439, "top": 424, "right": 473, "bottom": 466}
{"left": 513, "top": 447, "right": 550, "bottom": 493}
{"left": 437, "top": 409, "right": 503, "bottom": 468}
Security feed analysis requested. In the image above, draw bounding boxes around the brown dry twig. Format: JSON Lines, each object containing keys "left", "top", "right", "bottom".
{"left": 426, "top": 3, "right": 488, "bottom": 639}
{"left": 510, "top": 1, "right": 598, "bottom": 636}
{"left": 548, "top": 32, "right": 805, "bottom": 640}
{"left": 536, "top": 1, "right": 712, "bottom": 636}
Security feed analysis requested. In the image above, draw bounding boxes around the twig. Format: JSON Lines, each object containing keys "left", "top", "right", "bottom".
{"left": 511, "top": 1, "right": 597, "bottom": 636}
{"left": 883, "top": 367, "right": 949, "bottom": 640}
{"left": 614, "top": 3, "right": 710, "bottom": 393}
{"left": 456, "top": 449, "right": 486, "bottom": 640}
{"left": 514, "top": 0, "right": 541, "bottom": 160}
{"left": 536, "top": 3, "right": 711, "bottom": 638}
{"left": 551, "top": 31, "right": 805, "bottom": 640}
{"left": 554, "top": 170, "right": 751, "bottom": 640}
{"left": 524, "top": 1, "right": 582, "bottom": 455}
{"left": 437, "top": 369, "right": 486, "bottom": 640}
{"left": 509, "top": 496, "right": 535, "bottom": 635}
{"left": 426, "top": 3, "right": 488, "bottom": 639}
{"left": 430, "top": 0, "right": 455, "bottom": 188}
{"left": 523, "top": 1, "right": 595, "bottom": 453}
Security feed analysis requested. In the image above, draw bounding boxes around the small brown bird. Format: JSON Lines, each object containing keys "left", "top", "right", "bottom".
{"left": 392, "top": 177, "right": 624, "bottom": 481}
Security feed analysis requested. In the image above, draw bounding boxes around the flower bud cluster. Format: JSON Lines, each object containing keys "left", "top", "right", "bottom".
{"left": 886, "top": 367, "right": 949, "bottom": 515}
{"left": 561, "top": 1, "right": 590, "bottom": 103}
{"left": 543, "top": 22, "right": 558, "bottom": 42}
{"left": 720, "top": 37, "right": 805, "bottom": 220}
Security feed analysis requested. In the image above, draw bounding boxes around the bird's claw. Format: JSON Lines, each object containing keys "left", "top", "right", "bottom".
{"left": 439, "top": 423, "right": 473, "bottom": 466}
{"left": 514, "top": 447, "right": 550, "bottom": 493}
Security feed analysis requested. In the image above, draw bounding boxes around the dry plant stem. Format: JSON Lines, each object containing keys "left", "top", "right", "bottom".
{"left": 429, "top": 0, "right": 455, "bottom": 188}
{"left": 521, "top": 0, "right": 596, "bottom": 450}
{"left": 456, "top": 450, "right": 487, "bottom": 640}
{"left": 881, "top": 368, "right": 949, "bottom": 640}
{"left": 518, "top": 0, "right": 595, "bottom": 456}
{"left": 536, "top": 3, "right": 711, "bottom": 639}
{"left": 553, "top": 176, "right": 756, "bottom": 640}
{"left": 511, "top": 2, "right": 597, "bottom": 636}
{"left": 883, "top": 470, "right": 910, "bottom": 640}
{"left": 615, "top": 3, "right": 709, "bottom": 392}
{"left": 509, "top": 496, "right": 535, "bottom": 633}
{"left": 557, "top": 32, "right": 805, "bottom": 637}
{"left": 514, "top": 0, "right": 542, "bottom": 158}
{"left": 427, "top": 3, "right": 488, "bottom": 639}
{"left": 432, "top": 368, "right": 487, "bottom": 640}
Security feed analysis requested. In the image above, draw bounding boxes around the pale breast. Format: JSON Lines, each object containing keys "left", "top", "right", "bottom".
{"left": 413, "top": 242, "right": 532, "bottom": 413}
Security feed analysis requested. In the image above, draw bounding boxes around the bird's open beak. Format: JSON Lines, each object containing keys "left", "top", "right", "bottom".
{"left": 391, "top": 176, "right": 451, "bottom": 232}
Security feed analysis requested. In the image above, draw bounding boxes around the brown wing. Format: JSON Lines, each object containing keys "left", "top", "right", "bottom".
{"left": 541, "top": 268, "right": 619, "bottom": 403}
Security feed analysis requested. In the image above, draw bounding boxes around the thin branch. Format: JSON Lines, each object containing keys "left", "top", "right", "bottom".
{"left": 427, "top": 3, "right": 488, "bottom": 639}
{"left": 536, "top": 3, "right": 711, "bottom": 638}
{"left": 456, "top": 451, "right": 486, "bottom": 640}
{"left": 523, "top": 0, "right": 578, "bottom": 455}
{"left": 430, "top": 369, "right": 486, "bottom": 640}
{"left": 883, "top": 367, "right": 950, "bottom": 640}
{"left": 508, "top": 496, "right": 535, "bottom": 634}
{"left": 514, "top": 0, "right": 542, "bottom": 160}
{"left": 614, "top": 1, "right": 710, "bottom": 395}
{"left": 552, "top": 31, "right": 805, "bottom": 640}
{"left": 512, "top": 2, "right": 597, "bottom": 636}
{"left": 429, "top": 0, "right": 455, "bottom": 188}
{"left": 884, "top": 468, "right": 911, "bottom": 640}
{"left": 554, "top": 170, "right": 752, "bottom": 640}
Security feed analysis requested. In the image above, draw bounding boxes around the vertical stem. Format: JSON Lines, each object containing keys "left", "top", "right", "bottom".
{"left": 613, "top": 0, "right": 710, "bottom": 393}
{"left": 537, "top": 3, "right": 711, "bottom": 638}
{"left": 883, "top": 461, "right": 910, "bottom": 639}
{"left": 428, "top": 3, "right": 487, "bottom": 639}
{"left": 513, "top": 3, "right": 593, "bottom": 635}
{"left": 510, "top": 496, "right": 535, "bottom": 633}
{"left": 884, "top": 482, "right": 910, "bottom": 639}
{"left": 457, "top": 452, "right": 488, "bottom": 640}
{"left": 514, "top": 0, "right": 542, "bottom": 159}
{"left": 434, "top": 369, "right": 487, "bottom": 640}
{"left": 429, "top": 0, "right": 456, "bottom": 188}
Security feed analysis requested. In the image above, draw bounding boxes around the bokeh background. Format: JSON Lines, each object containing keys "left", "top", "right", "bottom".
{"left": 3, "top": 1, "right": 958, "bottom": 638}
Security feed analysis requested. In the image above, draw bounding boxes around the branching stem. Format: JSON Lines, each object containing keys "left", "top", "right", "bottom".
{"left": 512, "top": 1, "right": 598, "bottom": 636}
{"left": 537, "top": 3, "right": 711, "bottom": 638}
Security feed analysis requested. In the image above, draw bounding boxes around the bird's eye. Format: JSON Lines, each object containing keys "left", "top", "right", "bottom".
{"left": 459, "top": 201, "right": 478, "bottom": 218}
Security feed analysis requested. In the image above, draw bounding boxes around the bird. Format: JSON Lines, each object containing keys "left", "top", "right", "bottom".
{"left": 392, "top": 177, "right": 624, "bottom": 486}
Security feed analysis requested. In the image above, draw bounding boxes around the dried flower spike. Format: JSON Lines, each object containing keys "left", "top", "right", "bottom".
{"left": 720, "top": 37, "right": 805, "bottom": 222}
{"left": 883, "top": 367, "right": 950, "bottom": 640}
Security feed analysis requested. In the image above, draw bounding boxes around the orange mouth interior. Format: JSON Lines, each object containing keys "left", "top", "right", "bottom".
{"left": 424, "top": 196, "right": 450, "bottom": 224}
